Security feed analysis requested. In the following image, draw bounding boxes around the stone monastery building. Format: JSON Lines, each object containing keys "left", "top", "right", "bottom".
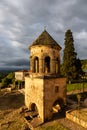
{"left": 25, "top": 30, "right": 66, "bottom": 122}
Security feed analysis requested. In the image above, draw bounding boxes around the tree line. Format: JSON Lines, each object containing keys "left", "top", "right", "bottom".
{"left": 0, "top": 72, "right": 15, "bottom": 88}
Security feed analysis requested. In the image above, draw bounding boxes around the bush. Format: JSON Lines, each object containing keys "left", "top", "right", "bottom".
{"left": 1, "top": 72, "right": 15, "bottom": 88}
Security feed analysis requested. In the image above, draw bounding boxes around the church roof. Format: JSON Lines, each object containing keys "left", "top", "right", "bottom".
{"left": 29, "top": 30, "right": 61, "bottom": 50}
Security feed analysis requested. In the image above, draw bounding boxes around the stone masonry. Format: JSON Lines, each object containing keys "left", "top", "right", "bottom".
{"left": 25, "top": 30, "right": 66, "bottom": 122}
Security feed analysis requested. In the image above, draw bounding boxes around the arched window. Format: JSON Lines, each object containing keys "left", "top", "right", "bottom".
{"left": 34, "top": 57, "right": 39, "bottom": 73}
{"left": 52, "top": 98, "right": 64, "bottom": 113}
{"left": 44, "top": 56, "right": 50, "bottom": 73}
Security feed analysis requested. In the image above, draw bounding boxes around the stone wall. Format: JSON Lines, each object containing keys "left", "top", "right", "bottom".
{"left": 25, "top": 75, "right": 66, "bottom": 122}
{"left": 25, "top": 30, "right": 66, "bottom": 122}
{"left": 30, "top": 45, "right": 60, "bottom": 74}
{"left": 25, "top": 76, "right": 44, "bottom": 122}
{"left": 66, "top": 110, "right": 87, "bottom": 128}
{"left": 15, "top": 72, "right": 24, "bottom": 81}
{"left": 44, "top": 77, "right": 66, "bottom": 120}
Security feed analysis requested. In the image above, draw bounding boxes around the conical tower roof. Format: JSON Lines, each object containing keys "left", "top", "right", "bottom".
{"left": 29, "top": 30, "right": 61, "bottom": 50}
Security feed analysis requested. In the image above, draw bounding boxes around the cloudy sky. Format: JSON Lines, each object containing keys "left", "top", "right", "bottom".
{"left": 0, "top": 0, "right": 87, "bottom": 70}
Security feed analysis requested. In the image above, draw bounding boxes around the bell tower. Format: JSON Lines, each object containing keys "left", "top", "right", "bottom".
{"left": 25, "top": 30, "right": 66, "bottom": 122}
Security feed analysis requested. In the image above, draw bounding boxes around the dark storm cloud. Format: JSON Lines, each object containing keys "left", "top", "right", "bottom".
{"left": 0, "top": 0, "right": 87, "bottom": 69}
{"left": 4, "top": 59, "right": 29, "bottom": 67}
{"left": 0, "top": 58, "right": 29, "bottom": 70}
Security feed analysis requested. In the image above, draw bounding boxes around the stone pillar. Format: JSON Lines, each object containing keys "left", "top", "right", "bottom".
{"left": 56, "top": 62, "right": 58, "bottom": 74}
{"left": 30, "top": 58, "right": 34, "bottom": 73}
{"left": 39, "top": 58, "right": 43, "bottom": 73}
{"left": 55, "top": 58, "right": 60, "bottom": 74}
{"left": 58, "top": 59, "right": 60, "bottom": 74}
{"left": 50, "top": 59, "right": 56, "bottom": 74}
{"left": 58, "top": 56, "right": 60, "bottom": 74}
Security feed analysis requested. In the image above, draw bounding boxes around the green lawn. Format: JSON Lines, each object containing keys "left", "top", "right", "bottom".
{"left": 67, "top": 82, "right": 87, "bottom": 92}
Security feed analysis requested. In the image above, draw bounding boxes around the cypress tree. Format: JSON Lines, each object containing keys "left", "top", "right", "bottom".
{"left": 75, "top": 58, "right": 83, "bottom": 76}
{"left": 62, "top": 29, "right": 78, "bottom": 81}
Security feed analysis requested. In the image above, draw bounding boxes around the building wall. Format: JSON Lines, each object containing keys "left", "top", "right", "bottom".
{"left": 25, "top": 76, "right": 66, "bottom": 122}
{"left": 30, "top": 45, "right": 60, "bottom": 74}
{"left": 25, "top": 76, "right": 44, "bottom": 122}
{"left": 15, "top": 71, "right": 29, "bottom": 81}
{"left": 44, "top": 77, "right": 66, "bottom": 120}
{"left": 15, "top": 72, "right": 24, "bottom": 81}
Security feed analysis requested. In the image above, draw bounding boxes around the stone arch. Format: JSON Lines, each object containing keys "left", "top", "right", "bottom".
{"left": 52, "top": 98, "right": 64, "bottom": 113}
{"left": 42, "top": 52, "right": 54, "bottom": 61}
{"left": 42, "top": 52, "right": 55, "bottom": 74}
{"left": 34, "top": 56, "right": 39, "bottom": 73}
{"left": 29, "top": 103, "right": 39, "bottom": 117}
{"left": 30, "top": 103, "right": 38, "bottom": 111}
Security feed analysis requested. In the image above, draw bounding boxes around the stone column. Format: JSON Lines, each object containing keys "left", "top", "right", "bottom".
{"left": 55, "top": 58, "right": 60, "bottom": 74}
{"left": 50, "top": 59, "right": 56, "bottom": 74}
{"left": 56, "top": 62, "right": 58, "bottom": 74}
{"left": 39, "top": 58, "right": 43, "bottom": 73}
{"left": 30, "top": 58, "right": 34, "bottom": 73}
{"left": 58, "top": 59, "right": 60, "bottom": 74}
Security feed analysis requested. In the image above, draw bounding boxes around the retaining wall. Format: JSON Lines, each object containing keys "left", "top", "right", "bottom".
{"left": 66, "top": 110, "right": 87, "bottom": 128}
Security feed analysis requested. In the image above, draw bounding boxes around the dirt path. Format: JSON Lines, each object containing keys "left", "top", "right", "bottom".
{"left": 0, "top": 90, "right": 29, "bottom": 130}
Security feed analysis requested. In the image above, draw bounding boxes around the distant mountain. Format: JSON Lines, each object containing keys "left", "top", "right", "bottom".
{"left": 0, "top": 69, "right": 17, "bottom": 74}
{"left": 0, "top": 68, "right": 29, "bottom": 74}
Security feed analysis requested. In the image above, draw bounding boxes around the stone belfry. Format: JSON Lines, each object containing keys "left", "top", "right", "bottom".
{"left": 29, "top": 30, "right": 61, "bottom": 75}
{"left": 25, "top": 30, "right": 66, "bottom": 122}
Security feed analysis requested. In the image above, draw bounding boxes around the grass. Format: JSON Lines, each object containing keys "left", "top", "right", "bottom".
{"left": 35, "top": 121, "right": 69, "bottom": 130}
{"left": 67, "top": 82, "right": 87, "bottom": 92}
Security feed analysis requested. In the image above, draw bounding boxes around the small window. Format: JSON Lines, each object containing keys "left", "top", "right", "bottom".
{"left": 55, "top": 86, "right": 59, "bottom": 93}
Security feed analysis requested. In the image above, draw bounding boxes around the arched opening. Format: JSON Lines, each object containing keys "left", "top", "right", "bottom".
{"left": 52, "top": 98, "right": 64, "bottom": 113}
{"left": 52, "top": 98, "right": 66, "bottom": 119}
{"left": 44, "top": 56, "right": 50, "bottom": 73}
{"left": 56, "top": 58, "right": 59, "bottom": 73}
{"left": 29, "top": 103, "right": 39, "bottom": 117}
{"left": 34, "top": 57, "right": 39, "bottom": 73}
{"left": 31, "top": 103, "right": 38, "bottom": 111}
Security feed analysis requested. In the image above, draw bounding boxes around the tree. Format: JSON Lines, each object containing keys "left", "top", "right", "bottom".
{"left": 1, "top": 72, "right": 15, "bottom": 88}
{"left": 2, "top": 77, "right": 10, "bottom": 87}
{"left": 7, "top": 72, "right": 15, "bottom": 83}
{"left": 62, "top": 29, "right": 78, "bottom": 81}
{"left": 0, "top": 72, "right": 6, "bottom": 82}
{"left": 75, "top": 58, "right": 83, "bottom": 76}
